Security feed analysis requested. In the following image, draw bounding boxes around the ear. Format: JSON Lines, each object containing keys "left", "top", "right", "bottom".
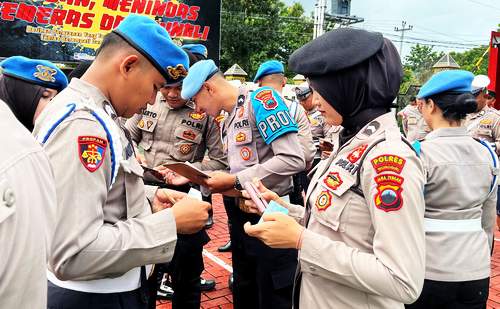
{"left": 282, "top": 77, "right": 288, "bottom": 86}
{"left": 119, "top": 55, "right": 140, "bottom": 79}
{"left": 204, "top": 81, "right": 215, "bottom": 95}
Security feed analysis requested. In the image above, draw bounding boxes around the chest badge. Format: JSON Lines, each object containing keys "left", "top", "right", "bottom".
{"left": 240, "top": 147, "right": 252, "bottom": 161}
{"left": 179, "top": 144, "right": 193, "bottom": 155}
{"left": 347, "top": 144, "right": 368, "bottom": 164}
{"left": 315, "top": 190, "right": 333, "bottom": 211}
{"left": 323, "top": 171, "right": 343, "bottom": 191}
{"left": 235, "top": 132, "right": 247, "bottom": 143}
{"left": 182, "top": 130, "right": 197, "bottom": 141}
{"left": 190, "top": 112, "right": 206, "bottom": 121}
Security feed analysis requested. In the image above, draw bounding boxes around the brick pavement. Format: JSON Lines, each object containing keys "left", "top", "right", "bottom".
{"left": 157, "top": 195, "right": 500, "bottom": 309}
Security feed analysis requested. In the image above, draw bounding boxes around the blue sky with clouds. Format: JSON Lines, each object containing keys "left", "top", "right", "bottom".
{"left": 283, "top": 0, "right": 500, "bottom": 59}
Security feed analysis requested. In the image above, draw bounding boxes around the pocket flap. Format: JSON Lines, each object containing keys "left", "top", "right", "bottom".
{"left": 175, "top": 126, "right": 202, "bottom": 144}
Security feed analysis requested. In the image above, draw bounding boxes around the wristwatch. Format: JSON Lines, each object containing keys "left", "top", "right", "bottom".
{"left": 234, "top": 176, "right": 243, "bottom": 191}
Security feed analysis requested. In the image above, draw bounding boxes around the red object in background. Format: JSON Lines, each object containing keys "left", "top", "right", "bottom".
{"left": 488, "top": 31, "right": 500, "bottom": 109}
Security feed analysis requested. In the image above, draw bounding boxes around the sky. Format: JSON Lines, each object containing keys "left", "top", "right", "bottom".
{"left": 283, "top": 0, "right": 500, "bottom": 60}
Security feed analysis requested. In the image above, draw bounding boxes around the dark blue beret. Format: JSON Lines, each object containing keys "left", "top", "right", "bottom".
{"left": 418, "top": 70, "right": 474, "bottom": 99}
{"left": 288, "top": 28, "right": 384, "bottom": 76}
{"left": 181, "top": 60, "right": 219, "bottom": 100}
{"left": 182, "top": 44, "right": 208, "bottom": 58}
{"left": 254, "top": 60, "right": 284, "bottom": 82}
{"left": 114, "top": 14, "right": 189, "bottom": 85}
{"left": 0, "top": 56, "right": 68, "bottom": 91}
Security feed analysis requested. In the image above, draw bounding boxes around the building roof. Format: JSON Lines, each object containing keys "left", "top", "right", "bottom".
{"left": 224, "top": 63, "right": 248, "bottom": 76}
{"left": 432, "top": 53, "right": 460, "bottom": 69}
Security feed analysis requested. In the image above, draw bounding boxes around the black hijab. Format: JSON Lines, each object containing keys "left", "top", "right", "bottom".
{"left": 308, "top": 38, "right": 403, "bottom": 142}
{"left": 0, "top": 74, "right": 45, "bottom": 131}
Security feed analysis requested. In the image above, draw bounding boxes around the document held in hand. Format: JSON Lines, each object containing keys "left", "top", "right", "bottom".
{"left": 162, "top": 162, "right": 210, "bottom": 186}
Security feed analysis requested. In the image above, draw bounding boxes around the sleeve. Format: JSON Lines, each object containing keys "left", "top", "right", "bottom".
{"left": 482, "top": 185, "right": 497, "bottom": 250}
{"left": 298, "top": 141, "right": 426, "bottom": 303}
{"left": 125, "top": 113, "right": 143, "bottom": 144}
{"left": 45, "top": 115, "right": 177, "bottom": 281}
{"left": 492, "top": 115, "right": 500, "bottom": 156}
{"left": 295, "top": 104, "right": 316, "bottom": 165}
{"left": 287, "top": 202, "right": 306, "bottom": 222}
{"left": 250, "top": 87, "right": 298, "bottom": 144}
{"left": 191, "top": 116, "right": 228, "bottom": 171}
{"left": 236, "top": 132, "right": 306, "bottom": 185}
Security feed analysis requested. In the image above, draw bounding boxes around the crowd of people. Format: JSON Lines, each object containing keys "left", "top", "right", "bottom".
{"left": 0, "top": 13, "right": 498, "bottom": 309}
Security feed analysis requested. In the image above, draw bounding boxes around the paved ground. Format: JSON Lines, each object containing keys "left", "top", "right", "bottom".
{"left": 157, "top": 194, "right": 500, "bottom": 309}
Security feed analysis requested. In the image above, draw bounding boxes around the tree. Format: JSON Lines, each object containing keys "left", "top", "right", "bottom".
{"left": 220, "top": 0, "right": 313, "bottom": 78}
{"left": 404, "top": 44, "right": 444, "bottom": 80}
{"left": 450, "top": 46, "right": 489, "bottom": 75}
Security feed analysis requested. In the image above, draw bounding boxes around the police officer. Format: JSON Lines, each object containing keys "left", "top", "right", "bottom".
{"left": 397, "top": 96, "right": 430, "bottom": 142}
{"left": 407, "top": 70, "right": 497, "bottom": 308}
{"left": 464, "top": 75, "right": 500, "bottom": 231}
{"left": 0, "top": 56, "right": 68, "bottom": 131}
{"left": 125, "top": 48, "right": 224, "bottom": 307}
{"left": 254, "top": 60, "right": 315, "bottom": 204}
{"left": 181, "top": 60, "right": 306, "bottom": 309}
{"left": 243, "top": 28, "right": 426, "bottom": 308}
{"left": 0, "top": 98, "right": 57, "bottom": 308}
{"left": 295, "top": 82, "right": 332, "bottom": 164}
{"left": 33, "top": 14, "right": 211, "bottom": 309}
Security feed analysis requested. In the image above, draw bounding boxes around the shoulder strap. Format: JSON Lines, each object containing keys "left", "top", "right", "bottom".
{"left": 289, "top": 100, "right": 298, "bottom": 118}
{"left": 476, "top": 138, "right": 499, "bottom": 196}
{"left": 37, "top": 103, "right": 123, "bottom": 189}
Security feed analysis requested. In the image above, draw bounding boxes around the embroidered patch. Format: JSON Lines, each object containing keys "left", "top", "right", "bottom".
{"left": 179, "top": 144, "right": 192, "bottom": 155}
{"left": 78, "top": 136, "right": 107, "bottom": 172}
{"left": 371, "top": 154, "right": 406, "bottom": 174}
{"left": 315, "top": 190, "right": 333, "bottom": 211}
{"left": 238, "top": 106, "right": 245, "bottom": 118}
{"left": 347, "top": 144, "right": 368, "bottom": 163}
{"left": 323, "top": 171, "right": 343, "bottom": 191}
{"left": 373, "top": 174, "right": 404, "bottom": 212}
{"left": 215, "top": 115, "right": 225, "bottom": 129}
{"left": 480, "top": 119, "right": 492, "bottom": 125}
{"left": 138, "top": 119, "right": 145, "bottom": 129}
{"left": 33, "top": 65, "right": 57, "bottom": 82}
{"left": 167, "top": 64, "right": 188, "bottom": 80}
{"left": 240, "top": 147, "right": 252, "bottom": 161}
{"left": 254, "top": 89, "right": 278, "bottom": 110}
{"left": 235, "top": 132, "right": 246, "bottom": 143}
{"left": 189, "top": 112, "right": 206, "bottom": 121}
{"left": 182, "top": 130, "right": 197, "bottom": 141}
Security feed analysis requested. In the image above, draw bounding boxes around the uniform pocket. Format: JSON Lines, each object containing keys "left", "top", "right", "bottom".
{"left": 172, "top": 126, "right": 202, "bottom": 161}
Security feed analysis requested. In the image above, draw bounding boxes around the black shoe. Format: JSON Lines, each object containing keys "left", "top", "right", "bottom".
{"left": 228, "top": 274, "right": 233, "bottom": 292}
{"left": 200, "top": 277, "right": 216, "bottom": 291}
{"left": 218, "top": 240, "right": 231, "bottom": 252}
{"left": 204, "top": 214, "right": 214, "bottom": 229}
{"left": 157, "top": 275, "right": 174, "bottom": 300}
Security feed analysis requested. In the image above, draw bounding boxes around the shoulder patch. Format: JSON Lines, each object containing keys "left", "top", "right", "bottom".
{"left": 78, "top": 136, "right": 107, "bottom": 172}
{"left": 250, "top": 87, "right": 298, "bottom": 144}
{"left": 371, "top": 154, "right": 406, "bottom": 174}
{"left": 373, "top": 174, "right": 404, "bottom": 212}
{"left": 254, "top": 89, "right": 278, "bottom": 110}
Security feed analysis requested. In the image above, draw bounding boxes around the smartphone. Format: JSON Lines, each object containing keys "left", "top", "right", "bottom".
{"left": 242, "top": 182, "right": 268, "bottom": 213}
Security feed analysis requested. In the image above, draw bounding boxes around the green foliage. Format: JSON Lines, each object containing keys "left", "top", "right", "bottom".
{"left": 220, "top": 0, "right": 313, "bottom": 79}
{"left": 450, "top": 46, "right": 489, "bottom": 75}
{"left": 404, "top": 44, "right": 444, "bottom": 82}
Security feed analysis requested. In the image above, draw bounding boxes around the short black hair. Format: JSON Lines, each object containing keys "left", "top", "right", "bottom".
{"left": 96, "top": 32, "right": 131, "bottom": 57}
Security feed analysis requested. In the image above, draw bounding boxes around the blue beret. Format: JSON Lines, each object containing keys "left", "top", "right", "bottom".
{"left": 181, "top": 60, "right": 219, "bottom": 100}
{"left": 418, "top": 70, "right": 474, "bottom": 99}
{"left": 182, "top": 44, "right": 208, "bottom": 58}
{"left": 114, "top": 14, "right": 189, "bottom": 85}
{"left": 254, "top": 60, "right": 284, "bottom": 82}
{"left": 289, "top": 28, "right": 383, "bottom": 76}
{"left": 0, "top": 56, "right": 68, "bottom": 91}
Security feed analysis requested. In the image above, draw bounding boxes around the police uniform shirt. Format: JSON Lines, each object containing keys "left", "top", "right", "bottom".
{"left": 222, "top": 86, "right": 305, "bottom": 196}
{"left": 286, "top": 113, "right": 426, "bottom": 308}
{"left": 307, "top": 107, "right": 331, "bottom": 158}
{"left": 464, "top": 105, "right": 500, "bottom": 156}
{"left": 284, "top": 98, "right": 316, "bottom": 165}
{"left": 0, "top": 100, "right": 57, "bottom": 308}
{"left": 125, "top": 92, "right": 227, "bottom": 170}
{"left": 400, "top": 105, "right": 430, "bottom": 142}
{"left": 33, "top": 78, "right": 177, "bottom": 280}
{"left": 418, "top": 127, "right": 497, "bottom": 282}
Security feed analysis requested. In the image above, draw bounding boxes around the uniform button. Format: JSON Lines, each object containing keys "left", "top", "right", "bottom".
{"left": 3, "top": 188, "right": 15, "bottom": 207}
{"left": 309, "top": 266, "right": 316, "bottom": 272}
{"left": 162, "top": 247, "right": 168, "bottom": 254}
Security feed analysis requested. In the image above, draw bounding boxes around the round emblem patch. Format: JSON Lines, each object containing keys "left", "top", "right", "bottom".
{"left": 315, "top": 190, "right": 333, "bottom": 211}
{"left": 240, "top": 147, "right": 252, "bottom": 161}
{"left": 179, "top": 144, "right": 192, "bottom": 155}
